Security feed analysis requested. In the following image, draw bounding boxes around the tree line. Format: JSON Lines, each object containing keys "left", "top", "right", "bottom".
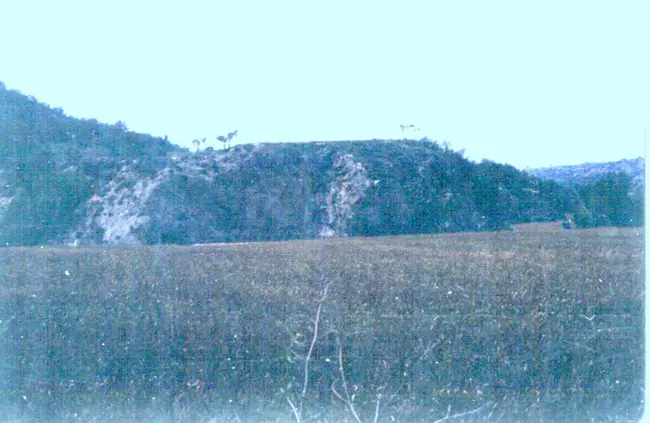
{"left": 193, "top": 130, "right": 238, "bottom": 152}
{"left": 570, "top": 171, "right": 643, "bottom": 228}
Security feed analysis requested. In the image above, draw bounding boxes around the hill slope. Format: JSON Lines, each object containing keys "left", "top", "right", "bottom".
{"left": 0, "top": 81, "right": 622, "bottom": 246}
{"left": 0, "top": 81, "right": 181, "bottom": 245}
{"left": 526, "top": 158, "right": 645, "bottom": 191}
{"left": 73, "top": 141, "right": 578, "bottom": 246}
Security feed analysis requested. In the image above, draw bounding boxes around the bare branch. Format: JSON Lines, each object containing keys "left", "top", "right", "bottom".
{"left": 338, "top": 339, "right": 363, "bottom": 423}
{"left": 331, "top": 381, "right": 345, "bottom": 402}
{"left": 373, "top": 392, "right": 382, "bottom": 423}
{"left": 287, "top": 397, "right": 301, "bottom": 423}
{"left": 302, "top": 281, "right": 332, "bottom": 399}
{"left": 432, "top": 401, "right": 494, "bottom": 423}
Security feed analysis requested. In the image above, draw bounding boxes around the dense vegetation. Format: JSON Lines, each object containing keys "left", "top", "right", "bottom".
{"left": 571, "top": 171, "right": 644, "bottom": 228}
{"left": 0, "top": 81, "right": 643, "bottom": 247}
{"left": 0, "top": 225, "right": 643, "bottom": 422}
{"left": 527, "top": 158, "right": 644, "bottom": 193}
{"left": 0, "top": 82, "right": 179, "bottom": 245}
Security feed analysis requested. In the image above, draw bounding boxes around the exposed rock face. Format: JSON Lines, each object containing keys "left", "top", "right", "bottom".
{"left": 70, "top": 143, "right": 386, "bottom": 245}
{"left": 0, "top": 171, "right": 12, "bottom": 222}
{"left": 79, "top": 165, "right": 164, "bottom": 244}
{"left": 0, "top": 196, "right": 12, "bottom": 222}
{"left": 0, "top": 82, "right": 642, "bottom": 246}
{"left": 1, "top": 137, "right": 586, "bottom": 246}
{"left": 52, "top": 139, "right": 577, "bottom": 246}
{"left": 321, "top": 154, "right": 374, "bottom": 237}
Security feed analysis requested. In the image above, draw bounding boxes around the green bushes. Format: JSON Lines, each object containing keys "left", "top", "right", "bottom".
{"left": 573, "top": 172, "right": 643, "bottom": 228}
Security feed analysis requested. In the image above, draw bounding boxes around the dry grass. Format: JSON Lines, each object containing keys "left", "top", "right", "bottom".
{"left": 0, "top": 225, "right": 643, "bottom": 422}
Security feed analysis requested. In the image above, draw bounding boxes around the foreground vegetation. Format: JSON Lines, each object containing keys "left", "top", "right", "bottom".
{"left": 0, "top": 224, "right": 643, "bottom": 422}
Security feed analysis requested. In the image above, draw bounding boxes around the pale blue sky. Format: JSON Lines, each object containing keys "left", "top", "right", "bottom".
{"left": 0, "top": 0, "right": 647, "bottom": 168}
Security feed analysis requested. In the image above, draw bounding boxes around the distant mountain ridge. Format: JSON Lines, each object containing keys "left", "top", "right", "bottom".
{"left": 526, "top": 158, "right": 645, "bottom": 191}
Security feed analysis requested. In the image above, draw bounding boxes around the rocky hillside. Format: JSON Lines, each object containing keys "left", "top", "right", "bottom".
{"left": 0, "top": 81, "right": 180, "bottom": 245}
{"left": 526, "top": 158, "right": 645, "bottom": 192}
{"left": 0, "top": 81, "right": 624, "bottom": 246}
{"left": 55, "top": 140, "right": 579, "bottom": 245}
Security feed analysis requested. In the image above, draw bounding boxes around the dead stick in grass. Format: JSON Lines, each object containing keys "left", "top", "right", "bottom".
{"left": 302, "top": 281, "right": 332, "bottom": 400}
{"left": 432, "top": 400, "right": 494, "bottom": 423}
{"left": 373, "top": 392, "right": 382, "bottom": 423}
{"left": 338, "top": 339, "right": 363, "bottom": 423}
{"left": 287, "top": 397, "right": 301, "bottom": 423}
{"left": 289, "top": 280, "right": 333, "bottom": 422}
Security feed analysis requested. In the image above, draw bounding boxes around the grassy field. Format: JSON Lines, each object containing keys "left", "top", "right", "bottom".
{"left": 0, "top": 224, "right": 644, "bottom": 422}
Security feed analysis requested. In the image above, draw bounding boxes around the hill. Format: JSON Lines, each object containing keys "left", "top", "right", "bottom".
{"left": 0, "top": 81, "right": 638, "bottom": 246}
{"left": 526, "top": 158, "right": 645, "bottom": 228}
{"left": 526, "top": 157, "right": 644, "bottom": 192}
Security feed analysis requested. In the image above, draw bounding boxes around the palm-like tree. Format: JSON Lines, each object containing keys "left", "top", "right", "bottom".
{"left": 192, "top": 137, "right": 207, "bottom": 152}
{"left": 226, "top": 130, "right": 238, "bottom": 150}
{"left": 217, "top": 135, "right": 228, "bottom": 151}
{"left": 400, "top": 124, "right": 420, "bottom": 139}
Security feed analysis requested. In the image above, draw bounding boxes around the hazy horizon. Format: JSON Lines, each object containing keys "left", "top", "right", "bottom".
{"left": 1, "top": 0, "right": 647, "bottom": 169}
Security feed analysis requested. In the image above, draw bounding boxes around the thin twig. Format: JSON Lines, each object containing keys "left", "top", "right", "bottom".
{"left": 561, "top": 340, "right": 596, "bottom": 352}
{"left": 302, "top": 281, "right": 332, "bottom": 399}
{"left": 432, "top": 401, "right": 494, "bottom": 423}
{"left": 338, "top": 340, "right": 363, "bottom": 423}
{"left": 331, "top": 381, "right": 345, "bottom": 402}
{"left": 287, "top": 397, "right": 301, "bottom": 423}
{"left": 418, "top": 338, "right": 442, "bottom": 359}
{"left": 300, "top": 409, "right": 325, "bottom": 423}
{"left": 486, "top": 401, "right": 498, "bottom": 421}
{"left": 373, "top": 392, "right": 382, "bottom": 423}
